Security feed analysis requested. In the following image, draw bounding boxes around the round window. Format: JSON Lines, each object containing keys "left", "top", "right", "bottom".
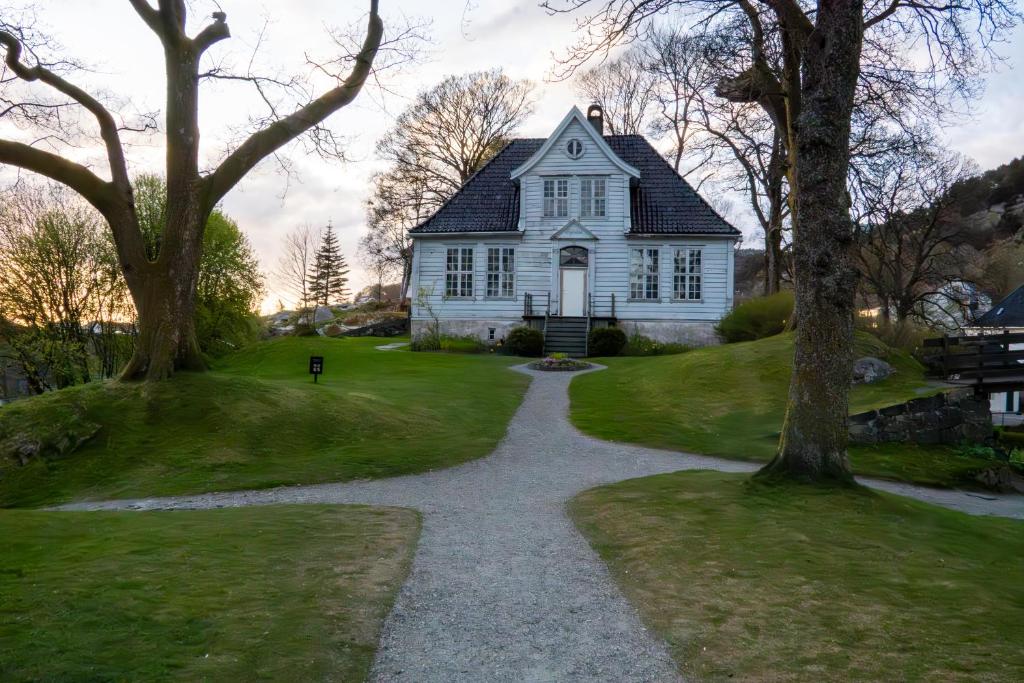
{"left": 566, "top": 138, "right": 584, "bottom": 159}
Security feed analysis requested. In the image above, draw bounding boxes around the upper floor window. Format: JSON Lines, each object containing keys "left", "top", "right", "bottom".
{"left": 565, "top": 138, "right": 584, "bottom": 159}
{"left": 674, "top": 248, "right": 702, "bottom": 300}
{"left": 486, "top": 247, "right": 515, "bottom": 298}
{"left": 630, "top": 248, "right": 659, "bottom": 300}
{"left": 543, "top": 178, "right": 569, "bottom": 218}
{"left": 445, "top": 247, "right": 474, "bottom": 298}
{"left": 580, "top": 178, "right": 606, "bottom": 218}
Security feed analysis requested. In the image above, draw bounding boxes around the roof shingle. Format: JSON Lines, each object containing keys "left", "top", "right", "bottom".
{"left": 409, "top": 135, "right": 740, "bottom": 236}
{"left": 976, "top": 284, "right": 1024, "bottom": 328}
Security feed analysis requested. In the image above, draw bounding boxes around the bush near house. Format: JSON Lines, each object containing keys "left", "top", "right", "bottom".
{"left": 506, "top": 326, "right": 544, "bottom": 357}
{"left": 621, "top": 329, "right": 691, "bottom": 356}
{"left": 439, "top": 335, "right": 489, "bottom": 354}
{"left": 587, "top": 326, "right": 627, "bottom": 356}
{"left": 715, "top": 291, "right": 794, "bottom": 343}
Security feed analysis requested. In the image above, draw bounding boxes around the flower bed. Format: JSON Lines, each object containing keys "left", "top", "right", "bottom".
{"left": 529, "top": 355, "right": 592, "bottom": 372}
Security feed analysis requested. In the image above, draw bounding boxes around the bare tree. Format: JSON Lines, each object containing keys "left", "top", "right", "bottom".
{"left": 575, "top": 50, "right": 656, "bottom": 134}
{"left": 366, "top": 69, "right": 534, "bottom": 300}
{"left": 853, "top": 140, "right": 977, "bottom": 324}
{"left": 276, "top": 224, "right": 318, "bottom": 325}
{"left": 359, "top": 224, "right": 402, "bottom": 302}
{"left": 543, "top": 0, "right": 1020, "bottom": 482}
{"left": 0, "top": 1, "right": 397, "bottom": 380}
{"left": 377, "top": 69, "right": 534, "bottom": 206}
{"left": 363, "top": 167, "right": 428, "bottom": 300}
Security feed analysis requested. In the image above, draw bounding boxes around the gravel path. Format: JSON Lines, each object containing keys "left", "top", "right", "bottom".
{"left": 56, "top": 365, "right": 1024, "bottom": 681}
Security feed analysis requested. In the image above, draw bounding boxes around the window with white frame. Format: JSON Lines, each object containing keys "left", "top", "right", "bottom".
{"left": 674, "top": 248, "right": 702, "bottom": 300}
{"left": 629, "top": 248, "right": 659, "bottom": 300}
{"left": 445, "top": 247, "right": 474, "bottom": 298}
{"left": 580, "top": 177, "right": 606, "bottom": 218}
{"left": 543, "top": 178, "right": 569, "bottom": 217}
{"left": 486, "top": 247, "right": 515, "bottom": 298}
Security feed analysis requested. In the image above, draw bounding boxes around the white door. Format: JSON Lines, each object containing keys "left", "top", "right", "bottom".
{"left": 560, "top": 269, "right": 587, "bottom": 317}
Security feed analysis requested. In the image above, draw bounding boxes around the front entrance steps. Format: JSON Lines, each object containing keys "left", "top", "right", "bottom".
{"left": 544, "top": 317, "right": 588, "bottom": 357}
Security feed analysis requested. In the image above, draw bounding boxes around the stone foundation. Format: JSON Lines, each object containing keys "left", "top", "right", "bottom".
{"left": 849, "top": 389, "right": 992, "bottom": 445}
{"left": 614, "top": 320, "right": 720, "bottom": 347}
{"left": 411, "top": 319, "right": 521, "bottom": 343}
{"left": 412, "top": 318, "right": 722, "bottom": 347}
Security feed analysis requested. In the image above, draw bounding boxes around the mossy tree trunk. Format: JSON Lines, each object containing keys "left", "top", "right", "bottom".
{"left": 760, "top": 0, "right": 865, "bottom": 483}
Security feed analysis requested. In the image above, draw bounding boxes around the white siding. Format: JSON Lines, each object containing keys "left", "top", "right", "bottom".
{"left": 409, "top": 116, "right": 736, "bottom": 333}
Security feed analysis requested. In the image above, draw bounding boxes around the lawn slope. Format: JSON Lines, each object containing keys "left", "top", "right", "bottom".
{"left": 0, "top": 337, "right": 529, "bottom": 507}
{"left": 0, "top": 505, "right": 419, "bottom": 681}
{"left": 571, "top": 332, "right": 991, "bottom": 486}
{"left": 571, "top": 471, "right": 1024, "bottom": 681}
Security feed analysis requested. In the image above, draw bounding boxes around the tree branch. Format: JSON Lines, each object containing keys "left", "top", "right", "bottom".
{"left": 0, "top": 138, "right": 115, "bottom": 211}
{"left": 194, "top": 12, "right": 230, "bottom": 55}
{"left": 127, "top": 0, "right": 163, "bottom": 37}
{"left": 202, "top": 0, "right": 384, "bottom": 209}
{"left": 0, "top": 29, "right": 132, "bottom": 195}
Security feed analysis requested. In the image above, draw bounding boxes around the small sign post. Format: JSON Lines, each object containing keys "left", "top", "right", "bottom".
{"left": 309, "top": 355, "right": 324, "bottom": 383}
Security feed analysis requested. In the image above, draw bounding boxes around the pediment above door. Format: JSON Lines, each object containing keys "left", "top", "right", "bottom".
{"left": 550, "top": 219, "right": 598, "bottom": 241}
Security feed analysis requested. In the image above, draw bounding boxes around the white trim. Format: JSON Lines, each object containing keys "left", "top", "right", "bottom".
{"left": 510, "top": 107, "right": 641, "bottom": 180}
{"left": 550, "top": 219, "right": 599, "bottom": 241}
{"left": 410, "top": 231, "right": 524, "bottom": 239}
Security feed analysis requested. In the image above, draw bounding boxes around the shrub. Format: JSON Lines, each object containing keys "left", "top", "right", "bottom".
{"left": 622, "top": 328, "right": 691, "bottom": 356}
{"left": 439, "top": 335, "right": 488, "bottom": 354}
{"left": 955, "top": 442, "right": 1000, "bottom": 461}
{"left": 506, "top": 326, "right": 544, "bottom": 357}
{"left": 855, "top": 316, "right": 934, "bottom": 355}
{"left": 410, "top": 331, "right": 441, "bottom": 352}
{"left": 998, "top": 430, "right": 1024, "bottom": 449}
{"left": 716, "top": 291, "right": 794, "bottom": 343}
{"left": 588, "top": 326, "right": 627, "bottom": 356}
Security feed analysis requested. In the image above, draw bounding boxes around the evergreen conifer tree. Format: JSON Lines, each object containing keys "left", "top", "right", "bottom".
{"left": 307, "top": 223, "right": 350, "bottom": 306}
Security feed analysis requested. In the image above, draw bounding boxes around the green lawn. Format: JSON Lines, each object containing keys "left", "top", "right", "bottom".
{"left": 571, "top": 471, "right": 1024, "bottom": 681}
{"left": 0, "top": 505, "right": 419, "bottom": 681}
{"left": 571, "top": 332, "right": 993, "bottom": 487}
{"left": 0, "top": 336, "right": 529, "bottom": 507}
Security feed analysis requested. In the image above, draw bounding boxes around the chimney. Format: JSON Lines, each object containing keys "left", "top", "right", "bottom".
{"left": 586, "top": 104, "right": 604, "bottom": 135}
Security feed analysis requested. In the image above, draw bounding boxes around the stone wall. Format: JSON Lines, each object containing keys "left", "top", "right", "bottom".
{"left": 849, "top": 389, "right": 992, "bottom": 445}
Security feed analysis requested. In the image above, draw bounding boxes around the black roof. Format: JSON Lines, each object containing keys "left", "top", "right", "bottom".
{"left": 409, "top": 134, "right": 740, "bottom": 236}
{"left": 976, "top": 284, "right": 1024, "bottom": 327}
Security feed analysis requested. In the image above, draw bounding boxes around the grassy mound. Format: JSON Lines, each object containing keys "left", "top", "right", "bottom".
{"left": 571, "top": 471, "right": 1024, "bottom": 681}
{"left": 570, "top": 332, "right": 992, "bottom": 486}
{"left": 0, "top": 336, "right": 529, "bottom": 507}
{"left": 0, "top": 505, "right": 418, "bottom": 680}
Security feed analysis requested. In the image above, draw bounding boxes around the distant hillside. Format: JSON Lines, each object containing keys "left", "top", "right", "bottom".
{"left": 947, "top": 155, "right": 1024, "bottom": 248}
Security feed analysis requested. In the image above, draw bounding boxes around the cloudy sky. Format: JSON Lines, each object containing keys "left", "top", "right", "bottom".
{"left": 4, "top": 1, "right": 1023, "bottom": 311}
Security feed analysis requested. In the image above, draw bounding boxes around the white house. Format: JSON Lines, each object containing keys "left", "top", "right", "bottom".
{"left": 968, "top": 283, "right": 1024, "bottom": 421}
{"left": 407, "top": 105, "right": 741, "bottom": 354}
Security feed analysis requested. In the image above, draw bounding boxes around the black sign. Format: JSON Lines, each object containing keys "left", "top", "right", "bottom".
{"left": 309, "top": 356, "right": 324, "bottom": 382}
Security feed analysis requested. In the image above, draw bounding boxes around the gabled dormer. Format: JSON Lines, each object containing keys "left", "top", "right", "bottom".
{"left": 510, "top": 106, "right": 641, "bottom": 180}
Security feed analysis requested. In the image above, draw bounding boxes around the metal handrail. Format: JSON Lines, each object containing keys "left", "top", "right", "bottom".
{"left": 585, "top": 293, "right": 594, "bottom": 356}
{"left": 542, "top": 292, "right": 551, "bottom": 354}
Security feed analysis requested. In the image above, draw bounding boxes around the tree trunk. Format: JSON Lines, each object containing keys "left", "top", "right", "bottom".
{"left": 119, "top": 213, "right": 207, "bottom": 381}
{"left": 760, "top": 0, "right": 865, "bottom": 484}
{"left": 120, "top": 267, "right": 204, "bottom": 381}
